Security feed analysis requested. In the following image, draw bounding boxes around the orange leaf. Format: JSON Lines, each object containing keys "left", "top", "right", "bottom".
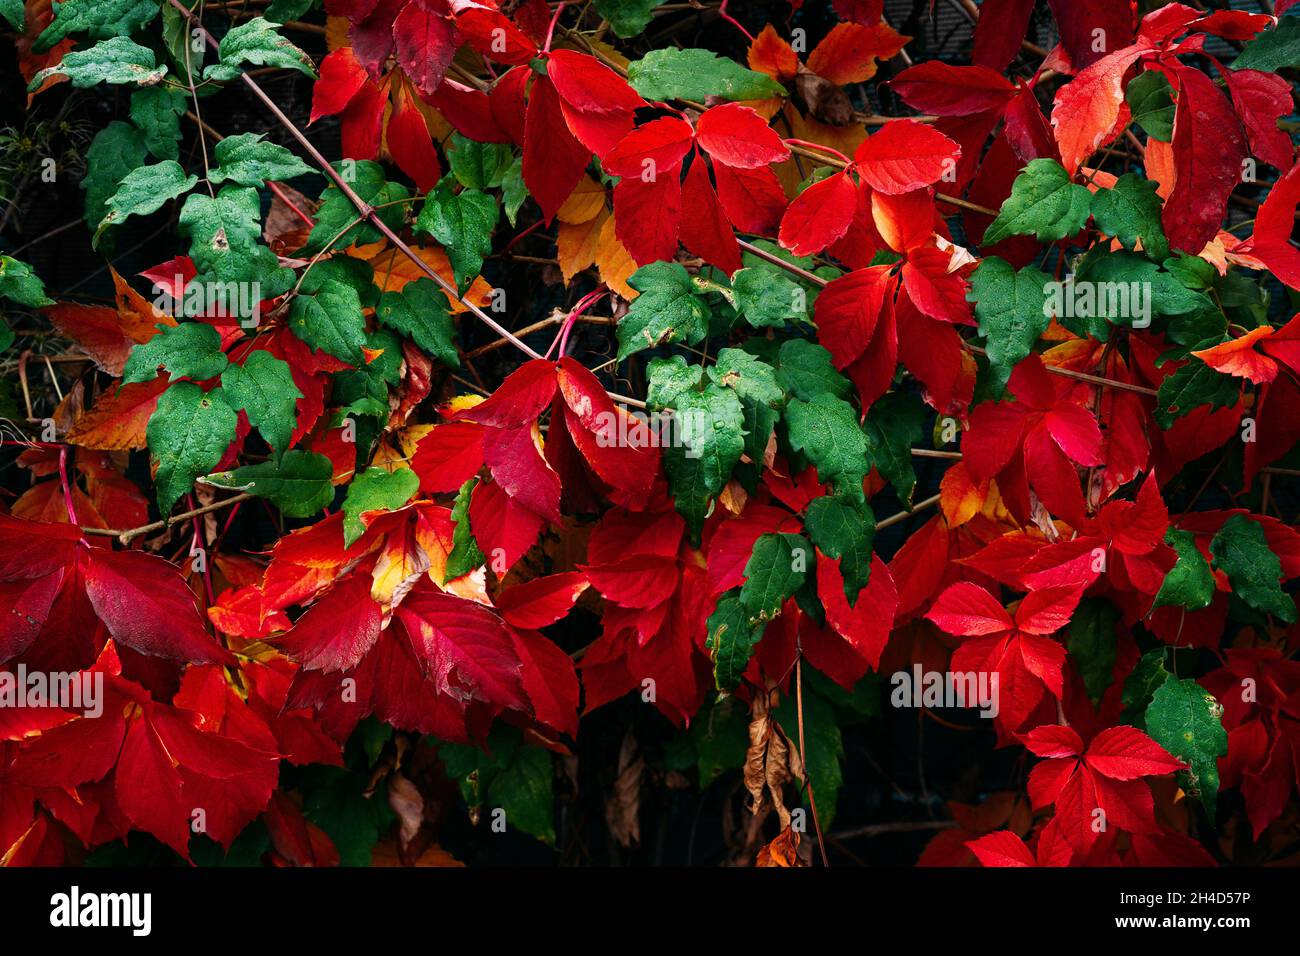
{"left": 806, "top": 22, "right": 909, "bottom": 85}
{"left": 65, "top": 376, "right": 170, "bottom": 450}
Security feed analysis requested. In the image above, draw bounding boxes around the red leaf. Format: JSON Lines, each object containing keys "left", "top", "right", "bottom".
{"left": 412, "top": 420, "right": 486, "bottom": 493}
{"left": 511, "top": 628, "right": 580, "bottom": 737}
{"left": 457, "top": 359, "right": 557, "bottom": 428}
{"left": 714, "top": 162, "right": 788, "bottom": 234}
{"left": 482, "top": 424, "right": 563, "bottom": 525}
{"left": 925, "top": 582, "right": 1014, "bottom": 636}
{"left": 966, "top": 830, "right": 1037, "bottom": 867}
{"left": 817, "top": 553, "right": 898, "bottom": 668}
{"left": 1013, "top": 585, "right": 1083, "bottom": 635}
{"left": 80, "top": 547, "right": 233, "bottom": 665}
{"left": 695, "top": 103, "right": 790, "bottom": 169}
{"left": 813, "top": 265, "right": 893, "bottom": 369}
{"left": 677, "top": 156, "right": 742, "bottom": 275}
{"left": 1051, "top": 44, "right": 1149, "bottom": 176}
{"left": 602, "top": 116, "right": 695, "bottom": 178}
{"left": 1084, "top": 725, "right": 1184, "bottom": 780}
{"left": 393, "top": 2, "right": 458, "bottom": 95}
{"left": 468, "top": 477, "right": 544, "bottom": 572}
{"left": 1224, "top": 68, "right": 1295, "bottom": 172}
{"left": 777, "top": 171, "right": 857, "bottom": 256}
{"left": 1163, "top": 65, "right": 1248, "bottom": 255}
{"left": 497, "top": 572, "right": 589, "bottom": 629}
{"left": 522, "top": 75, "right": 591, "bottom": 223}
{"left": 613, "top": 172, "right": 683, "bottom": 265}
{"left": 890, "top": 62, "right": 1017, "bottom": 116}
{"left": 854, "top": 119, "right": 961, "bottom": 195}
{"left": 276, "top": 568, "right": 382, "bottom": 673}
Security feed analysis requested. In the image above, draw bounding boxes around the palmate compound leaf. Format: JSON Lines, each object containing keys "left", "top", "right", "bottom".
{"left": 146, "top": 382, "right": 238, "bottom": 514}
{"left": 967, "top": 256, "right": 1051, "bottom": 397}
{"left": 706, "top": 591, "right": 765, "bottom": 692}
{"left": 203, "top": 449, "right": 334, "bottom": 519}
{"left": 783, "top": 392, "right": 869, "bottom": 503}
{"left": 95, "top": 161, "right": 198, "bottom": 246}
{"left": 1210, "top": 514, "right": 1298, "bottom": 623}
{"left": 219, "top": 350, "right": 302, "bottom": 454}
{"left": 204, "top": 17, "right": 316, "bottom": 83}
{"left": 29, "top": 36, "right": 167, "bottom": 90}
{"left": 982, "top": 158, "right": 1092, "bottom": 246}
{"left": 342, "top": 467, "right": 419, "bottom": 546}
{"left": 740, "top": 532, "right": 811, "bottom": 622}
{"left": 209, "top": 132, "right": 315, "bottom": 188}
{"left": 178, "top": 185, "right": 293, "bottom": 295}
{"left": 122, "top": 321, "right": 228, "bottom": 385}
{"left": 31, "top": 0, "right": 158, "bottom": 50}
{"left": 375, "top": 277, "right": 460, "bottom": 368}
{"left": 1143, "top": 678, "right": 1227, "bottom": 818}
{"left": 617, "top": 261, "right": 712, "bottom": 360}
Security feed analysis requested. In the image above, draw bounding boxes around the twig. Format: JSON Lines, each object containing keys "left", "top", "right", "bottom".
{"left": 82, "top": 493, "right": 254, "bottom": 545}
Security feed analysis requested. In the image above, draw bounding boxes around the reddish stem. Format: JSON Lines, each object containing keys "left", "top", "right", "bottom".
{"left": 548, "top": 287, "right": 608, "bottom": 359}
{"left": 783, "top": 138, "right": 852, "bottom": 166}
{"left": 544, "top": 2, "right": 566, "bottom": 52}
{"left": 268, "top": 181, "right": 315, "bottom": 227}
{"left": 58, "top": 445, "right": 78, "bottom": 526}
{"left": 718, "top": 0, "right": 755, "bottom": 43}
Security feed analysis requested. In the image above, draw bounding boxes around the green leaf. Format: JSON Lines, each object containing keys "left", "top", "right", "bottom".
{"left": 968, "top": 256, "right": 1051, "bottom": 396}
{"left": 1090, "top": 173, "right": 1169, "bottom": 262}
{"left": 33, "top": 0, "right": 160, "bottom": 52}
{"left": 1144, "top": 678, "right": 1227, "bottom": 819}
{"left": 663, "top": 381, "right": 744, "bottom": 536}
{"left": 445, "top": 478, "right": 485, "bottom": 581}
{"left": 123, "top": 322, "right": 228, "bottom": 384}
{"left": 645, "top": 354, "right": 704, "bottom": 411}
{"left": 616, "top": 261, "right": 711, "bottom": 360}
{"left": 0, "top": 0, "right": 23, "bottom": 31}
{"left": 219, "top": 351, "right": 301, "bottom": 453}
{"left": 1121, "top": 648, "right": 1171, "bottom": 726}
{"left": 593, "top": 0, "right": 660, "bottom": 37}
{"left": 1210, "top": 514, "right": 1297, "bottom": 623}
{"left": 1234, "top": 14, "right": 1300, "bottom": 72}
{"left": 982, "top": 159, "right": 1092, "bottom": 245}
{"left": 741, "top": 532, "right": 811, "bottom": 623}
{"left": 210, "top": 132, "right": 314, "bottom": 187}
{"left": 204, "top": 17, "right": 316, "bottom": 82}
{"left": 342, "top": 467, "right": 418, "bottom": 546}
{"left": 500, "top": 156, "right": 528, "bottom": 227}
{"left": 303, "top": 161, "right": 411, "bottom": 254}
{"left": 288, "top": 277, "right": 367, "bottom": 366}
{"left": 706, "top": 591, "right": 765, "bottom": 692}
{"left": 709, "top": 348, "right": 784, "bottom": 461}
{"left": 784, "top": 392, "right": 869, "bottom": 503}
{"left": 440, "top": 729, "right": 555, "bottom": 844}
{"left": 775, "top": 339, "right": 852, "bottom": 402}
{"left": 1067, "top": 597, "right": 1118, "bottom": 704}
{"left": 301, "top": 764, "right": 394, "bottom": 866}
{"left": 1154, "top": 528, "right": 1215, "bottom": 611}
{"left": 864, "top": 391, "right": 922, "bottom": 508}
{"left": 1155, "top": 343, "right": 1241, "bottom": 429}
{"left": 805, "top": 494, "right": 875, "bottom": 604}
{"left": 178, "top": 186, "right": 294, "bottom": 297}
{"left": 96, "top": 161, "right": 198, "bottom": 245}
{"left": 1125, "top": 71, "right": 1174, "bottom": 143}
{"left": 447, "top": 133, "right": 514, "bottom": 190}
{"left": 147, "top": 382, "right": 238, "bottom": 514}
{"left": 130, "top": 87, "right": 186, "bottom": 161}
{"left": 81, "top": 122, "right": 148, "bottom": 232}
{"left": 265, "top": 0, "right": 317, "bottom": 23}
{"left": 414, "top": 178, "right": 498, "bottom": 290}
{"left": 29, "top": 36, "right": 167, "bottom": 90}
{"left": 203, "top": 449, "right": 333, "bottom": 518}
{"left": 627, "top": 48, "right": 785, "bottom": 102}
{"left": 0, "top": 256, "right": 53, "bottom": 307}
{"left": 375, "top": 277, "right": 460, "bottom": 367}
{"left": 731, "top": 267, "right": 807, "bottom": 328}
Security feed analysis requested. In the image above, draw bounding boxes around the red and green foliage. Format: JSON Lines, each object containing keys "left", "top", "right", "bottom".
{"left": 1, "top": 0, "right": 1300, "bottom": 867}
